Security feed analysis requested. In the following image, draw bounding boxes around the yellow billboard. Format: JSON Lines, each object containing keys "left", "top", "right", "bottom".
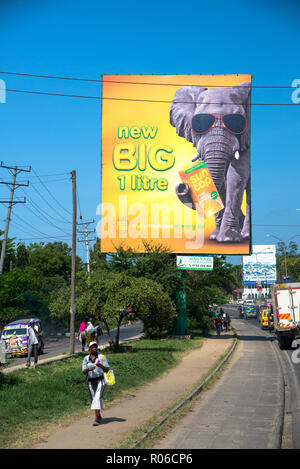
{"left": 100, "top": 74, "right": 251, "bottom": 254}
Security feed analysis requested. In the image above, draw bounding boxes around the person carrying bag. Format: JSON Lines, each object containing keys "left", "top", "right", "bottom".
{"left": 82, "top": 341, "right": 110, "bottom": 426}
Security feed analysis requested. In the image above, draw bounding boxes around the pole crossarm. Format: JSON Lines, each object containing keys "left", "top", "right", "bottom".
{"left": 0, "top": 181, "right": 29, "bottom": 188}
{"left": 0, "top": 198, "right": 26, "bottom": 204}
{"left": 0, "top": 161, "right": 31, "bottom": 173}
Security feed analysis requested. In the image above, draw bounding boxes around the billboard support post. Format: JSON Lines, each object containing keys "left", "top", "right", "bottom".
{"left": 172, "top": 271, "right": 189, "bottom": 336}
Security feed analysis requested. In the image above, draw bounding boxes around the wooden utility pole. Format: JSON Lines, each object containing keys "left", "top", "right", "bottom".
{"left": 0, "top": 162, "right": 30, "bottom": 275}
{"left": 70, "top": 170, "right": 77, "bottom": 354}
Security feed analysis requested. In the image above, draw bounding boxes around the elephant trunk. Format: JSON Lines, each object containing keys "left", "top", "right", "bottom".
{"left": 197, "top": 129, "right": 240, "bottom": 193}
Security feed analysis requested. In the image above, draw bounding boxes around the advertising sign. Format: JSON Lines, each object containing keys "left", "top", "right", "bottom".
{"left": 100, "top": 74, "right": 252, "bottom": 254}
{"left": 176, "top": 255, "right": 213, "bottom": 271}
{"left": 243, "top": 245, "right": 277, "bottom": 286}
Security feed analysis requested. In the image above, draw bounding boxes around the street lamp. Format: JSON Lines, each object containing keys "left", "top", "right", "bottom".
{"left": 266, "top": 234, "right": 300, "bottom": 281}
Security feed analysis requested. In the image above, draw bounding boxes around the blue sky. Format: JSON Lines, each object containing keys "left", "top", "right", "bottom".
{"left": 0, "top": 0, "right": 299, "bottom": 263}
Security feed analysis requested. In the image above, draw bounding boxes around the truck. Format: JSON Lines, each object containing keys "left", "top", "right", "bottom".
{"left": 271, "top": 283, "right": 300, "bottom": 349}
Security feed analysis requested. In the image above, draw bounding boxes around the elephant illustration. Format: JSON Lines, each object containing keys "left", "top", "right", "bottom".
{"left": 170, "top": 82, "right": 251, "bottom": 243}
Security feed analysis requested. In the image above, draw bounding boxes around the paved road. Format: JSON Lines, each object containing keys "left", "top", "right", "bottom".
{"left": 2, "top": 321, "right": 144, "bottom": 369}
{"left": 155, "top": 307, "right": 285, "bottom": 449}
{"left": 248, "top": 311, "right": 300, "bottom": 449}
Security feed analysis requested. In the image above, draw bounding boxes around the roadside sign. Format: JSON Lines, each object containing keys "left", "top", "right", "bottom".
{"left": 176, "top": 255, "right": 213, "bottom": 271}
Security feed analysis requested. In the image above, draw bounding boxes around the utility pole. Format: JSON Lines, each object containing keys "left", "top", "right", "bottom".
{"left": 77, "top": 218, "right": 96, "bottom": 274}
{"left": 0, "top": 162, "right": 31, "bottom": 275}
{"left": 70, "top": 170, "right": 77, "bottom": 354}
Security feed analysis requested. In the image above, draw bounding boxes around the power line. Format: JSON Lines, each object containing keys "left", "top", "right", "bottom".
{"left": 0, "top": 71, "right": 297, "bottom": 89}
{"left": 254, "top": 224, "right": 300, "bottom": 227}
{"left": 1, "top": 87, "right": 299, "bottom": 105}
{"left": 29, "top": 177, "right": 70, "bottom": 185}
{"left": 12, "top": 212, "right": 55, "bottom": 237}
{"left": 31, "top": 168, "right": 72, "bottom": 217}
{"left": 9, "top": 172, "right": 70, "bottom": 180}
{"left": 16, "top": 235, "right": 72, "bottom": 241}
{"left": 10, "top": 219, "right": 55, "bottom": 239}
{"left": 24, "top": 198, "right": 71, "bottom": 233}
{"left": 26, "top": 182, "right": 71, "bottom": 225}
{"left": 76, "top": 187, "right": 82, "bottom": 220}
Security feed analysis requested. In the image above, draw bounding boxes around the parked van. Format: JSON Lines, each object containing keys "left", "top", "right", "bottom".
{"left": 1, "top": 318, "right": 44, "bottom": 357}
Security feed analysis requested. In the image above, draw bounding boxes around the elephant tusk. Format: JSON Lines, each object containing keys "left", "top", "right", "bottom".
{"left": 234, "top": 150, "right": 240, "bottom": 160}
{"left": 191, "top": 154, "right": 201, "bottom": 162}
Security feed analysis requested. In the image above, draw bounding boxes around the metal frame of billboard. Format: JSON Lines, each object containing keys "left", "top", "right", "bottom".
{"left": 100, "top": 74, "right": 252, "bottom": 255}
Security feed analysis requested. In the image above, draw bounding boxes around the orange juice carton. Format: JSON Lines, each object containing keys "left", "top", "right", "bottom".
{"left": 179, "top": 161, "right": 224, "bottom": 218}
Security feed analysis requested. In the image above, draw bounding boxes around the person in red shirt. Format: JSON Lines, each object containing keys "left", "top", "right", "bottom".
{"left": 214, "top": 315, "right": 223, "bottom": 336}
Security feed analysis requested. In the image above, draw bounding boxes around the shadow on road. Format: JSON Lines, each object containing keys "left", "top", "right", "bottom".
{"left": 237, "top": 334, "right": 276, "bottom": 343}
{"left": 100, "top": 417, "right": 126, "bottom": 425}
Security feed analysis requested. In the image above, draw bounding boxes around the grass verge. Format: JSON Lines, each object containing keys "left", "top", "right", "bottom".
{"left": 0, "top": 332, "right": 205, "bottom": 449}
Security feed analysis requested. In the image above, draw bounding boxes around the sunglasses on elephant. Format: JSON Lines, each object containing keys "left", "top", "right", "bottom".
{"left": 191, "top": 113, "right": 247, "bottom": 135}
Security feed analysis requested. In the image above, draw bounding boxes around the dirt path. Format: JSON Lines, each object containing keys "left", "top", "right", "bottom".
{"left": 32, "top": 332, "right": 235, "bottom": 449}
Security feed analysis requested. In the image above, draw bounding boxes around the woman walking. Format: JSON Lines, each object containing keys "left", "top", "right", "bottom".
{"left": 82, "top": 341, "right": 110, "bottom": 426}
{"left": 77, "top": 321, "right": 87, "bottom": 351}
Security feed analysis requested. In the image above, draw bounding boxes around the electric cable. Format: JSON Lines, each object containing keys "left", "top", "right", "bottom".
{"left": 0, "top": 70, "right": 297, "bottom": 88}
{"left": 21, "top": 184, "right": 71, "bottom": 226}
{"left": 31, "top": 168, "right": 73, "bottom": 218}
{"left": 12, "top": 212, "right": 53, "bottom": 237}
{"left": 22, "top": 199, "right": 71, "bottom": 235}
{"left": 0, "top": 87, "right": 298, "bottom": 105}
{"left": 15, "top": 235, "right": 72, "bottom": 241}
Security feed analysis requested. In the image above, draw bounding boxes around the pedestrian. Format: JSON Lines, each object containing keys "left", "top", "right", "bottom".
{"left": 227, "top": 312, "right": 231, "bottom": 330}
{"left": 95, "top": 324, "right": 103, "bottom": 345}
{"left": 82, "top": 341, "right": 110, "bottom": 426}
{"left": 26, "top": 319, "right": 39, "bottom": 368}
{"left": 77, "top": 321, "right": 87, "bottom": 352}
{"left": 223, "top": 312, "right": 230, "bottom": 332}
{"left": 220, "top": 308, "right": 227, "bottom": 331}
{"left": 86, "top": 321, "right": 95, "bottom": 347}
{"left": 214, "top": 314, "right": 222, "bottom": 336}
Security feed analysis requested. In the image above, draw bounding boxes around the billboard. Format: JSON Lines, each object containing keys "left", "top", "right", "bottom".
{"left": 176, "top": 255, "right": 213, "bottom": 271}
{"left": 100, "top": 74, "right": 252, "bottom": 254}
{"left": 243, "top": 245, "right": 277, "bottom": 286}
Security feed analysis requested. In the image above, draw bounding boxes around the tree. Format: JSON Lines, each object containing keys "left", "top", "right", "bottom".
{"left": 16, "top": 243, "right": 29, "bottom": 268}
{"left": 0, "top": 231, "right": 17, "bottom": 273}
{"left": 67, "top": 270, "right": 176, "bottom": 348}
{"left": 108, "top": 241, "right": 184, "bottom": 300}
{"left": 185, "top": 256, "right": 238, "bottom": 331}
{"left": 89, "top": 238, "right": 108, "bottom": 271}
{"left": 276, "top": 241, "right": 299, "bottom": 282}
{"left": 27, "top": 241, "right": 83, "bottom": 281}
{"left": 0, "top": 267, "right": 48, "bottom": 327}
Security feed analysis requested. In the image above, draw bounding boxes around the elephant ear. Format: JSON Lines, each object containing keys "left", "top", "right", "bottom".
{"left": 170, "top": 86, "right": 207, "bottom": 145}
{"left": 229, "top": 81, "right": 252, "bottom": 152}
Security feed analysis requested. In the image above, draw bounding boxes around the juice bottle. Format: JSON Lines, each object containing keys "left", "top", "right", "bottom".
{"left": 179, "top": 160, "right": 224, "bottom": 219}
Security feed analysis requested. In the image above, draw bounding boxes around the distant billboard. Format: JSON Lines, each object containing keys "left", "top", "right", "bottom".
{"left": 243, "top": 245, "right": 277, "bottom": 286}
{"left": 176, "top": 255, "right": 213, "bottom": 271}
{"left": 100, "top": 74, "right": 252, "bottom": 254}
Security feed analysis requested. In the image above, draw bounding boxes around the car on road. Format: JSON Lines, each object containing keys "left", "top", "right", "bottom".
{"left": 1, "top": 318, "right": 44, "bottom": 357}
